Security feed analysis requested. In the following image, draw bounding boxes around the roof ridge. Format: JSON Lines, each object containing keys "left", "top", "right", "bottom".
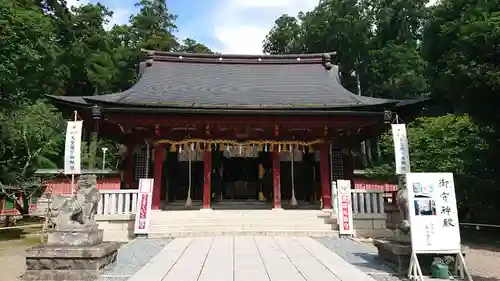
{"left": 142, "top": 49, "right": 337, "bottom": 66}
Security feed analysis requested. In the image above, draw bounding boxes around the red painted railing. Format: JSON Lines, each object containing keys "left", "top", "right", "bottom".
{"left": 43, "top": 177, "right": 121, "bottom": 196}
{"left": 353, "top": 178, "right": 398, "bottom": 192}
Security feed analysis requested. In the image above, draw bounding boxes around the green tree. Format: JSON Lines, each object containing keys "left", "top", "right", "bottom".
{"left": 422, "top": 0, "right": 500, "bottom": 126}
{"left": 0, "top": 0, "right": 64, "bottom": 106}
{"left": 130, "top": 0, "right": 178, "bottom": 51}
{"left": 367, "top": 115, "right": 493, "bottom": 210}
{"left": 177, "top": 38, "right": 213, "bottom": 53}
{"left": 0, "top": 101, "right": 65, "bottom": 215}
{"left": 263, "top": 14, "right": 303, "bottom": 54}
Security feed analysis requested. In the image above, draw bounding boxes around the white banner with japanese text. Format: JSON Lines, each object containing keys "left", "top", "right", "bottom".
{"left": 64, "top": 121, "right": 83, "bottom": 175}
{"left": 391, "top": 124, "right": 411, "bottom": 174}
{"left": 337, "top": 180, "right": 354, "bottom": 236}
{"left": 134, "top": 178, "right": 154, "bottom": 234}
{"left": 406, "top": 173, "right": 461, "bottom": 253}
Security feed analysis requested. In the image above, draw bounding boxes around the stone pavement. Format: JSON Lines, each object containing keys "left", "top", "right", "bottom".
{"left": 123, "top": 236, "right": 379, "bottom": 281}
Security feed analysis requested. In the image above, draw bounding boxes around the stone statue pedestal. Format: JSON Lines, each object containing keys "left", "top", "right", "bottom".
{"left": 24, "top": 228, "right": 120, "bottom": 280}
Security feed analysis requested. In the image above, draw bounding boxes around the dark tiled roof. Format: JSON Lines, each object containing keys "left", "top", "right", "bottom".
{"left": 75, "top": 51, "right": 396, "bottom": 110}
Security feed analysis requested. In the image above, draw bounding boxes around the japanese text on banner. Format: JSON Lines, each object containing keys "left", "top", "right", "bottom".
{"left": 391, "top": 124, "right": 411, "bottom": 174}
{"left": 64, "top": 121, "right": 82, "bottom": 175}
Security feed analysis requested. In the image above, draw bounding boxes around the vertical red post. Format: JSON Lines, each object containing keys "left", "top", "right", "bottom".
{"left": 320, "top": 142, "right": 332, "bottom": 209}
{"left": 152, "top": 143, "right": 165, "bottom": 210}
{"left": 203, "top": 150, "right": 212, "bottom": 209}
{"left": 272, "top": 151, "right": 281, "bottom": 209}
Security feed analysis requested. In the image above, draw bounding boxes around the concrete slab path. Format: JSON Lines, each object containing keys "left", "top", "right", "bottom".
{"left": 127, "top": 236, "right": 378, "bottom": 281}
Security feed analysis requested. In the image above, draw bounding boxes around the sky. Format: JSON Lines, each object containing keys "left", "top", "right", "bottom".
{"left": 66, "top": 0, "right": 437, "bottom": 55}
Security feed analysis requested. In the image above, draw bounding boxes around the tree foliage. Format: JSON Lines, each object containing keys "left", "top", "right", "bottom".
{"left": 367, "top": 115, "right": 495, "bottom": 211}
{"left": 263, "top": 0, "right": 500, "bottom": 216}
{"left": 0, "top": 101, "right": 65, "bottom": 214}
{"left": 0, "top": 0, "right": 213, "bottom": 214}
{"left": 422, "top": 0, "right": 500, "bottom": 127}
{"left": 262, "top": 0, "right": 429, "bottom": 99}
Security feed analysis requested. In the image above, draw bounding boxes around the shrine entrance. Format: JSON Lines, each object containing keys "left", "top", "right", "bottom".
{"left": 161, "top": 145, "right": 322, "bottom": 209}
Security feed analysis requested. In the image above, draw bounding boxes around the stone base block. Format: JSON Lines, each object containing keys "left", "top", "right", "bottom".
{"left": 47, "top": 229, "right": 104, "bottom": 246}
{"left": 23, "top": 269, "right": 104, "bottom": 281}
{"left": 373, "top": 239, "right": 469, "bottom": 275}
{"left": 24, "top": 242, "right": 120, "bottom": 281}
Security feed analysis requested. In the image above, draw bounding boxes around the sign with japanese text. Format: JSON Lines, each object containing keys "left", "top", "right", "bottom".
{"left": 391, "top": 124, "right": 411, "bottom": 174}
{"left": 64, "top": 121, "right": 83, "bottom": 175}
{"left": 406, "top": 173, "right": 461, "bottom": 253}
{"left": 134, "top": 178, "right": 154, "bottom": 234}
{"left": 337, "top": 180, "right": 354, "bottom": 236}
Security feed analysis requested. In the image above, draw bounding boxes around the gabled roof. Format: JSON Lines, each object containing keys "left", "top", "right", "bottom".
{"left": 48, "top": 51, "right": 400, "bottom": 111}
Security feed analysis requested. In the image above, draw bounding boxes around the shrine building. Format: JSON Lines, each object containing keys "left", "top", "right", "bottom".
{"left": 48, "top": 50, "right": 423, "bottom": 212}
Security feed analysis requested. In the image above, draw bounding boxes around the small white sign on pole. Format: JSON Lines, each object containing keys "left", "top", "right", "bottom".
{"left": 406, "top": 173, "right": 472, "bottom": 281}
{"left": 64, "top": 121, "right": 83, "bottom": 175}
{"left": 336, "top": 180, "right": 354, "bottom": 236}
{"left": 391, "top": 124, "right": 411, "bottom": 174}
{"left": 134, "top": 178, "right": 154, "bottom": 234}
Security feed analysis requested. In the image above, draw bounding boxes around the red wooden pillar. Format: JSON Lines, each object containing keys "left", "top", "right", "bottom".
{"left": 203, "top": 150, "right": 212, "bottom": 209}
{"left": 272, "top": 151, "right": 281, "bottom": 209}
{"left": 152, "top": 143, "right": 166, "bottom": 210}
{"left": 320, "top": 142, "right": 332, "bottom": 210}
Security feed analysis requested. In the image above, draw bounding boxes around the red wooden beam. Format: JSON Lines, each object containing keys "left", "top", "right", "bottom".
{"left": 104, "top": 113, "right": 382, "bottom": 125}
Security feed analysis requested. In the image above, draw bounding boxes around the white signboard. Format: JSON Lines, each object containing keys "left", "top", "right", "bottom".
{"left": 391, "top": 124, "right": 411, "bottom": 174}
{"left": 406, "top": 173, "right": 461, "bottom": 253}
{"left": 134, "top": 178, "right": 154, "bottom": 234}
{"left": 64, "top": 121, "right": 83, "bottom": 175}
{"left": 337, "top": 180, "right": 354, "bottom": 236}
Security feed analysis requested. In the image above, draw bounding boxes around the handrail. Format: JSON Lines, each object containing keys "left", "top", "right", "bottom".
{"left": 460, "top": 223, "right": 500, "bottom": 229}
{"left": 99, "top": 189, "right": 139, "bottom": 194}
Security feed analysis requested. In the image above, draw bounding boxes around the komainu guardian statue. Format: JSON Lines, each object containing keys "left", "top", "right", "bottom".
{"left": 48, "top": 174, "right": 100, "bottom": 230}
{"left": 396, "top": 176, "right": 410, "bottom": 231}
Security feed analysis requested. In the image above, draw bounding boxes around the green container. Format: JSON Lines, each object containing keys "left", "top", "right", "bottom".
{"left": 431, "top": 259, "right": 450, "bottom": 279}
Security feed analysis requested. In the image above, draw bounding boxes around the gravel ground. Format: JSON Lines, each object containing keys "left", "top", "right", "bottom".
{"left": 315, "top": 237, "right": 404, "bottom": 281}
{"left": 316, "top": 236, "right": 500, "bottom": 281}
{"left": 465, "top": 245, "right": 500, "bottom": 281}
{"left": 0, "top": 236, "right": 41, "bottom": 281}
{"left": 96, "top": 238, "right": 172, "bottom": 281}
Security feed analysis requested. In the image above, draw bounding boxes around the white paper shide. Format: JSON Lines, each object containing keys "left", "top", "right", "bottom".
{"left": 391, "top": 124, "right": 411, "bottom": 174}
{"left": 64, "top": 121, "right": 83, "bottom": 175}
{"left": 406, "top": 173, "right": 461, "bottom": 253}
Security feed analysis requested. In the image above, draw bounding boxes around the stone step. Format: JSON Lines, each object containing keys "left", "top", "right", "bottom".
{"left": 150, "top": 218, "right": 327, "bottom": 224}
{"left": 150, "top": 210, "right": 328, "bottom": 219}
{"left": 149, "top": 224, "right": 335, "bottom": 231}
{"left": 146, "top": 229, "right": 338, "bottom": 238}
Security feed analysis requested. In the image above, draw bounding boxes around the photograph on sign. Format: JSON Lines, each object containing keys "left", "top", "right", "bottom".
{"left": 406, "top": 173, "right": 461, "bottom": 253}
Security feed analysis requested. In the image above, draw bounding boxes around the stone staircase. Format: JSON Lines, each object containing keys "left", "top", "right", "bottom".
{"left": 148, "top": 209, "right": 338, "bottom": 238}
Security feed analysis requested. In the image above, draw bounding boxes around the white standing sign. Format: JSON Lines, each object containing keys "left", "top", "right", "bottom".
{"left": 391, "top": 124, "right": 411, "bottom": 174}
{"left": 406, "top": 172, "right": 461, "bottom": 253}
{"left": 134, "top": 178, "right": 154, "bottom": 234}
{"left": 64, "top": 121, "right": 83, "bottom": 175}
{"left": 336, "top": 180, "right": 354, "bottom": 236}
{"left": 405, "top": 173, "right": 472, "bottom": 281}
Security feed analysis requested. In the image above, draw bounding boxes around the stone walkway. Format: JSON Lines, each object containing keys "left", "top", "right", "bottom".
{"left": 115, "top": 236, "right": 379, "bottom": 281}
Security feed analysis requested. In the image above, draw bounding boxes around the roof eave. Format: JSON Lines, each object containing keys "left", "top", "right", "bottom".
{"left": 101, "top": 106, "right": 389, "bottom": 117}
